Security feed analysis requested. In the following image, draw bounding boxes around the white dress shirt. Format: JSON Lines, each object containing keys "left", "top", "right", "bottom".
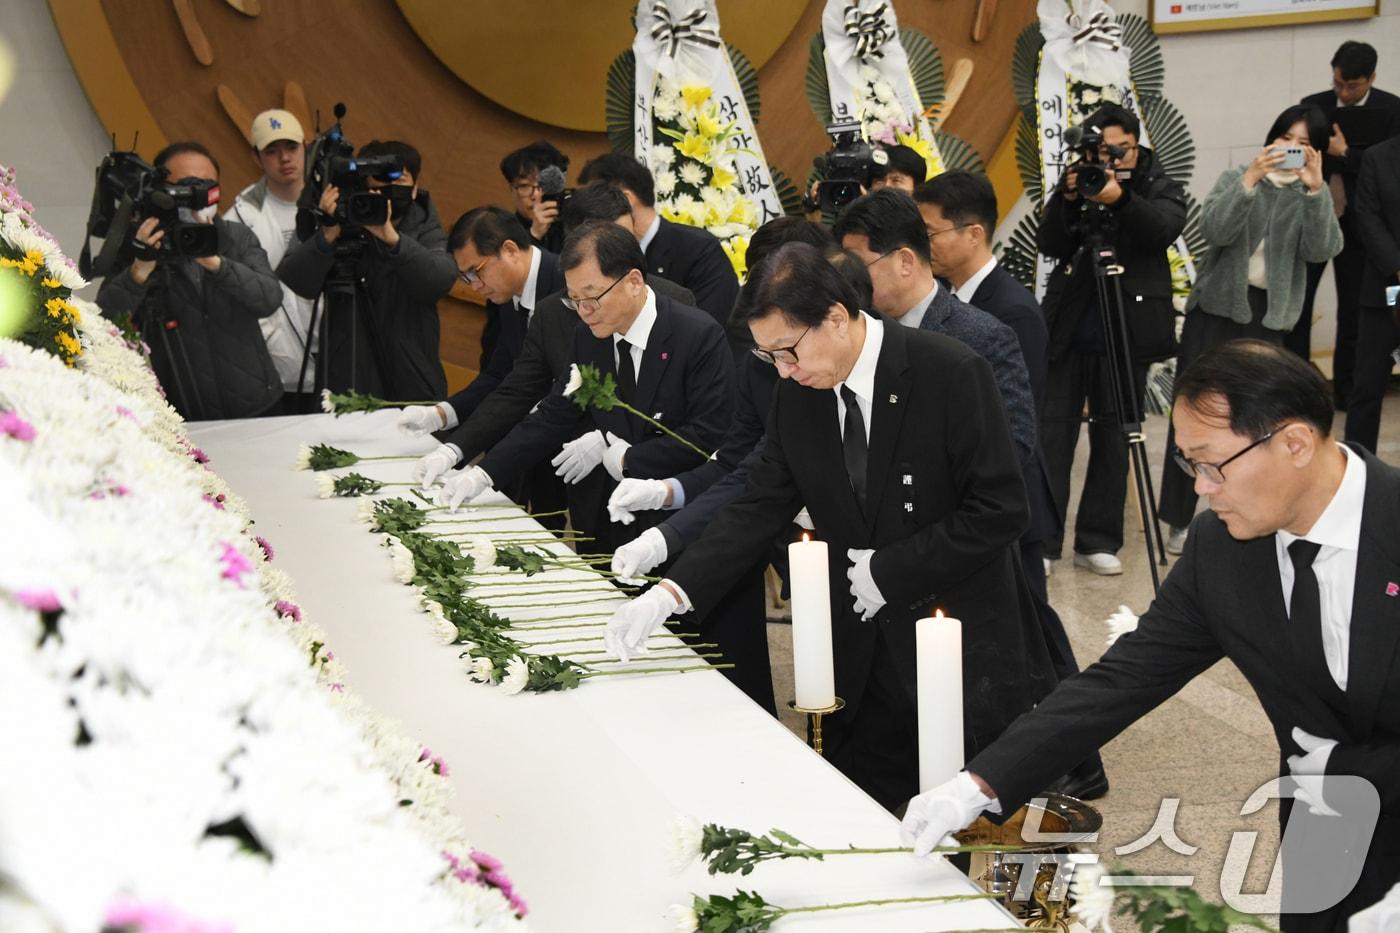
{"left": 1337, "top": 91, "right": 1371, "bottom": 109}
{"left": 954, "top": 257, "right": 998, "bottom": 304}
{"left": 1275, "top": 444, "right": 1366, "bottom": 690}
{"left": 639, "top": 214, "right": 662, "bottom": 256}
{"left": 514, "top": 245, "right": 542, "bottom": 322}
{"left": 613, "top": 286, "right": 657, "bottom": 378}
{"left": 899, "top": 283, "right": 938, "bottom": 331}
{"left": 834, "top": 312, "right": 884, "bottom": 444}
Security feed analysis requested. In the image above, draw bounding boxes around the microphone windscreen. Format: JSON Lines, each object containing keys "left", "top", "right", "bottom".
{"left": 538, "top": 165, "right": 567, "bottom": 197}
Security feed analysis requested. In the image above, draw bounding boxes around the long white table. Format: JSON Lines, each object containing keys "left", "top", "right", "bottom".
{"left": 190, "top": 412, "right": 1021, "bottom": 932}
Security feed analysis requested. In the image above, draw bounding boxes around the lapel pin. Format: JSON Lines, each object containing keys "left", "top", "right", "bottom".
{"left": 661, "top": 351, "right": 669, "bottom": 360}
{"left": 1387, "top": 582, "right": 1399, "bottom": 597}
{"left": 904, "top": 502, "right": 914, "bottom": 512}
{"left": 902, "top": 474, "right": 912, "bottom": 485}
{"left": 888, "top": 394, "right": 898, "bottom": 404}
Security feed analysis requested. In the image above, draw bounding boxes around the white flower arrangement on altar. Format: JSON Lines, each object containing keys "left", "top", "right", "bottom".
{"left": 0, "top": 170, "right": 527, "bottom": 930}
{"left": 649, "top": 75, "right": 759, "bottom": 278}
{"left": 1066, "top": 78, "right": 1125, "bottom": 128}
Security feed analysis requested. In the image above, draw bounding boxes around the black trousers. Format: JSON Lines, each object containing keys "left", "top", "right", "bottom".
{"left": 825, "top": 628, "right": 918, "bottom": 814}
{"left": 1343, "top": 304, "right": 1400, "bottom": 454}
{"left": 1160, "top": 292, "right": 1283, "bottom": 529}
{"left": 1278, "top": 796, "right": 1400, "bottom": 933}
{"left": 1287, "top": 224, "right": 1364, "bottom": 404}
{"left": 694, "top": 565, "right": 775, "bottom": 715}
{"left": 1042, "top": 353, "right": 1149, "bottom": 558}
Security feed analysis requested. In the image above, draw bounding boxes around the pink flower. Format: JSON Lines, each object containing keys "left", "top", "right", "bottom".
{"left": 190, "top": 447, "right": 210, "bottom": 464}
{"left": 0, "top": 357, "right": 7, "bottom": 368}
{"left": 453, "top": 867, "right": 480, "bottom": 883}
{"left": 111, "top": 484, "right": 130, "bottom": 497}
{"left": 218, "top": 542, "right": 253, "bottom": 587}
{"left": 254, "top": 535, "right": 275, "bottom": 561}
{"left": 115, "top": 405, "right": 136, "bottom": 422}
{"left": 470, "top": 850, "right": 503, "bottom": 872}
{"left": 484, "top": 869, "right": 514, "bottom": 894}
{"left": 15, "top": 588, "right": 62, "bottom": 612}
{"left": 202, "top": 494, "right": 225, "bottom": 511}
{"left": 509, "top": 894, "right": 529, "bottom": 917}
{"left": 274, "top": 599, "right": 302, "bottom": 622}
{"left": 329, "top": 682, "right": 344, "bottom": 693}
{"left": 325, "top": 650, "right": 335, "bottom": 661}
{"left": 0, "top": 410, "right": 36, "bottom": 442}
{"left": 103, "top": 898, "right": 233, "bottom": 933}
{"left": 441, "top": 850, "right": 461, "bottom": 870}
{"left": 432, "top": 755, "right": 450, "bottom": 777}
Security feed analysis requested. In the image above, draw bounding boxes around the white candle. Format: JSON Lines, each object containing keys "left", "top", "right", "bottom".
{"left": 917, "top": 611, "right": 964, "bottom": 792}
{"left": 787, "top": 534, "right": 836, "bottom": 710}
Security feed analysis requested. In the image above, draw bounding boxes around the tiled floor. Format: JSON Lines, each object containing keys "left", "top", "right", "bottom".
{"left": 763, "top": 383, "right": 1400, "bottom": 923}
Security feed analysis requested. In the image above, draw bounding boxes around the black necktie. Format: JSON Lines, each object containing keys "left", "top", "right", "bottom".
{"left": 1287, "top": 539, "right": 1334, "bottom": 693}
{"left": 840, "top": 384, "right": 868, "bottom": 514}
{"left": 616, "top": 338, "right": 637, "bottom": 406}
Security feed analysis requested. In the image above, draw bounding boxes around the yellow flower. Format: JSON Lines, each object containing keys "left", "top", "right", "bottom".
{"left": 681, "top": 85, "right": 712, "bottom": 111}
{"left": 696, "top": 111, "right": 724, "bottom": 139}
{"left": 45, "top": 297, "right": 64, "bottom": 318}
{"left": 721, "top": 235, "right": 750, "bottom": 282}
{"left": 0, "top": 255, "right": 39, "bottom": 277}
{"left": 895, "top": 128, "right": 945, "bottom": 181}
{"left": 677, "top": 134, "right": 710, "bottom": 162}
{"left": 726, "top": 196, "right": 756, "bottom": 228}
{"left": 708, "top": 166, "right": 737, "bottom": 191}
{"left": 41, "top": 277, "right": 62, "bottom": 290}
{"left": 55, "top": 329, "right": 82, "bottom": 358}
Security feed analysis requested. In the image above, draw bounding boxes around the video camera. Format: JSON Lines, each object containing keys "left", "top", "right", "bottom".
{"left": 809, "top": 120, "right": 888, "bottom": 215}
{"left": 1062, "top": 125, "right": 1125, "bottom": 200}
{"left": 79, "top": 150, "right": 220, "bottom": 279}
{"left": 299, "top": 103, "right": 404, "bottom": 240}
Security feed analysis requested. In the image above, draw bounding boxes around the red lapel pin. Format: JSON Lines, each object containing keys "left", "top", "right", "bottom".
{"left": 1387, "top": 582, "right": 1399, "bottom": 597}
{"left": 661, "top": 351, "right": 669, "bottom": 360}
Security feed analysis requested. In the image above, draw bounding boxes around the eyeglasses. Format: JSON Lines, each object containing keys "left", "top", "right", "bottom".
{"left": 1172, "top": 429, "right": 1278, "bottom": 485}
{"left": 865, "top": 250, "right": 895, "bottom": 268}
{"left": 562, "top": 273, "right": 628, "bottom": 313}
{"left": 927, "top": 223, "right": 971, "bottom": 240}
{"left": 751, "top": 325, "right": 813, "bottom": 366}
{"left": 458, "top": 255, "right": 495, "bottom": 287}
{"left": 512, "top": 182, "right": 541, "bottom": 196}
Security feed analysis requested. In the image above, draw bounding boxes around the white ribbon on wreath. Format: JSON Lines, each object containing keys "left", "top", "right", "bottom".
{"left": 820, "top": 0, "right": 943, "bottom": 176}
{"left": 632, "top": 0, "right": 783, "bottom": 260}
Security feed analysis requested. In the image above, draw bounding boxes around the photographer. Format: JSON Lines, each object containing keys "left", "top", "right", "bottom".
{"left": 1039, "top": 104, "right": 1187, "bottom": 576}
{"left": 868, "top": 143, "right": 927, "bottom": 194}
{"left": 500, "top": 140, "right": 570, "bottom": 255}
{"left": 225, "top": 109, "right": 317, "bottom": 413}
{"left": 96, "top": 141, "right": 283, "bottom": 421}
{"left": 1159, "top": 105, "right": 1341, "bottom": 551}
{"left": 278, "top": 139, "right": 457, "bottom": 402}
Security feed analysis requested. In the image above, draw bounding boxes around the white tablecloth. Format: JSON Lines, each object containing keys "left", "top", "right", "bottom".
{"left": 189, "top": 412, "right": 1020, "bottom": 933}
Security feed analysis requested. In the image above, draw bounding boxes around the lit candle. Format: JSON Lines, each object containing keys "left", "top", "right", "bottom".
{"left": 787, "top": 533, "right": 835, "bottom": 710}
{"left": 916, "top": 610, "right": 964, "bottom": 791}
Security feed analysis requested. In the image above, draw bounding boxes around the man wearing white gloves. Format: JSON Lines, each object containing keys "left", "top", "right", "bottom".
{"left": 604, "top": 243, "right": 1055, "bottom": 812}
{"left": 434, "top": 220, "right": 732, "bottom": 556}
{"left": 902, "top": 342, "right": 1400, "bottom": 932}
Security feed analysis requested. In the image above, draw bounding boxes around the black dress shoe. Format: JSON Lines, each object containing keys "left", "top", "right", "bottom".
{"left": 1043, "top": 765, "right": 1110, "bottom": 801}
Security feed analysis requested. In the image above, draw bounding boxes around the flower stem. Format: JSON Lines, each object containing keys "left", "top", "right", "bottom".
{"left": 582, "top": 663, "right": 732, "bottom": 677}
{"left": 780, "top": 893, "right": 999, "bottom": 916}
{"left": 355, "top": 454, "right": 421, "bottom": 462}
{"left": 527, "top": 631, "right": 699, "bottom": 647}
{"left": 483, "top": 594, "right": 622, "bottom": 609}
{"left": 614, "top": 400, "right": 713, "bottom": 461}
{"left": 503, "top": 609, "right": 615, "bottom": 623}
{"left": 427, "top": 510, "right": 569, "bottom": 525}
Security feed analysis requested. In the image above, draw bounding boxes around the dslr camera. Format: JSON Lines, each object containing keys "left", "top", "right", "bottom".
{"left": 299, "top": 103, "right": 404, "bottom": 239}
{"left": 80, "top": 150, "right": 220, "bottom": 278}
{"left": 1062, "top": 125, "right": 1124, "bottom": 199}
{"left": 809, "top": 120, "right": 888, "bottom": 215}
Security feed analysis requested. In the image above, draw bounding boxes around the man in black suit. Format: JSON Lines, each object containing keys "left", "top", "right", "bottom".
{"left": 603, "top": 243, "right": 1056, "bottom": 811}
{"left": 1292, "top": 41, "right": 1400, "bottom": 405}
{"left": 905, "top": 340, "right": 1400, "bottom": 932}
{"left": 433, "top": 221, "right": 733, "bottom": 562}
{"left": 576, "top": 153, "right": 741, "bottom": 342}
{"left": 1347, "top": 136, "right": 1400, "bottom": 453}
{"left": 915, "top": 171, "right": 1107, "bottom": 799}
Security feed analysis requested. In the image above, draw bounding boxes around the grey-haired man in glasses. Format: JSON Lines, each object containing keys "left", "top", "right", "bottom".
{"left": 905, "top": 338, "right": 1400, "bottom": 933}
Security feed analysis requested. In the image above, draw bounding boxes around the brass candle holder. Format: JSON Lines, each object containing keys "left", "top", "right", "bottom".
{"left": 787, "top": 697, "right": 845, "bottom": 756}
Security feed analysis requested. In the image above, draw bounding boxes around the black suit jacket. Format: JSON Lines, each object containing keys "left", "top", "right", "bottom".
{"left": 645, "top": 218, "right": 740, "bottom": 332}
{"left": 968, "top": 264, "right": 1060, "bottom": 543}
{"left": 969, "top": 446, "right": 1400, "bottom": 927}
{"left": 1354, "top": 136, "right": 1400, "bottom": 309}
{"left": 441, "top": 275, "right": 694, "bottom": 462}
{"left": 1301, "top": 87, "right": 1400, "bottom": 217}
{"left": 668, "top": 320, "right": 1056, "bottom": 751}
{"left": 478, "top": 291, "right": 732, "bottom": 545}
{"left": 446, "top": 249, "right": 566, "bottom": 423}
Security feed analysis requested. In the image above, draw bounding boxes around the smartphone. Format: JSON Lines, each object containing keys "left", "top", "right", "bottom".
{"left": 1271, "top": 146, "right": 1305, "bottom": 170}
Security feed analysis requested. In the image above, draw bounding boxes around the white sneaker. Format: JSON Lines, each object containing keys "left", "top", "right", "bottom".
{"left": 1074, "top": 552, "right": 1123, "bottom": 576}
{"left": 1165, "top": 526, "right": 1188, "bottom": 556}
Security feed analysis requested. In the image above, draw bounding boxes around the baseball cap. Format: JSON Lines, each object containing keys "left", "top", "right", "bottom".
{"left": 250, "top": 109, "right": 305, "bottom": 150}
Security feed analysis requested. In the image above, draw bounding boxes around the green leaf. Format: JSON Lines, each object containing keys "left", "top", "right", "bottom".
{"left": 769, "top": 165, "right": 803, "bottom": 218}
{"left": 1120, "top": 12, "right": 1165, "bottom": 101}
{"left": 1015, "top": 113, "right": 1044, "bottom": 203}
{"left": 1011, "top": 23, "right": 1045, "bottom": 120}
{"left": 605, "top": 48, "right": 636, "bottom": 152}
{"left": 804, "top": 32, "right": 833, "bottom": 125}
{"left": 728, "top": 42, "right": 761, "bottom": 126}
{"left": 934, "top": 131, "right": 984, "bottom": 174}
{"left": 901, "top": 27, "right": 945, "bottom": 111}
{"left": 996, "top": 211, "right": 1042, "bottom": 291}
{"left": 1141, "top": 95, "right": 1196, "bottom": 187}
{"left": 768, "top": 828, "right": 807, "bottom": 848}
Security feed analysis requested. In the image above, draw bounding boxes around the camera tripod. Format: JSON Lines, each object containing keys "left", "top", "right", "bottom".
{"left": 143, "top": 262, "right": 207, "bottom": 421}
{"left": 1074, "top": 203, "right": 1168, "bottom": 594}
{"left": 300, "top": 235, "right": 379, "bottom": 397}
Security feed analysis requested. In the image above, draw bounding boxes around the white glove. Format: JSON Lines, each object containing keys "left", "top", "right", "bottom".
{"left": 608, "top": 477, "right": 670, "bottom": 525}
{"left": 435, "top": 466, "right": 492, "bottom": 512}
{"left": 793, "top": 507, "right": 815, "bottom": 531}
{"left": 603, "top": 585, "right": 681, "bottom": 662}
{"left": 398, "top": 403, "right": 453, "bottom": 436}
{"left": 602, "top": 431, "right": 631, "bottom": 482}
{"left": 1349, "top": 879, "right": 1400, "bottom": 932}
{"left": 846, "top": 547, "right": 885, "bottom": 621}
{"left": 901, "top": 771, "right": 997, "bottom": 857}
{"left": 551, "top": 430, "right": 606, "bottom": 484}
{"left": 1287, "top": 726, "right": 1340, "bottom": 816}
{"left": 611, "top": 527, "right": 670, "bottom": 584}
{"left": 412, "top": 444, "right": 460, "bottom": 489}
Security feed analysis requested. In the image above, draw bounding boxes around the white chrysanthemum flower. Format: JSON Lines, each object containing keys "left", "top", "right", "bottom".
{"left": 666, "top": 903, "right": 700, "bottom": 933}
{"left": 431, "top": 614, "right": 457, "bottom": 645}
{"left": 873, "top": 78, "right": 897, "bottom": 104}
{"left": 354, "top": 496, "right": 377, "bottom": 525}
{"left": 1104, "top": 605, "right": 1139, "bottom": 646}
{"left": 467, "top": 536, "right": 496, "bottom": 570}
{"left": 387, "top": 539, "right": 416, "bottom": 584}
{"left": 650, "top": 143, "right": 676, "bottom": 169}
{"left": 315, "top": 474, "right": 336, "bottom": 499}
{"left": 468, "top": 657, "right": 495, "bottom": 684}
{"left": 654, "top": 95, "right": 682, "bottom": 122}
{"left": 320, "top": 388, "right": 335, "bottom": 413}
{"left": 500, "top": 657, "right": 529, "bottom": 696}
{"left": 667, "top": 814, "right": 704, "bottom": 873}
{"left": 562, "top": 364, "right": 583, "bottom": 397}
{"left": 1081, "top": 88, "right": 1102, "bottom": 105}
{"left": 679, "top": 162, "right": 706, "bottom": 189}
{"left": 1071, "top": 862, "right": 1116, "bottom": 931}
{"left": 46, "top": 258, "right": 88, "bottom": 291}
{"left": 293, "top": 444, "right": 312, "bottom": 470}
{"left": 460, "top": 640, "right": 479, "bottom": 658}
{"left": 654, "top": 169, "right": 678, "bottom": 198}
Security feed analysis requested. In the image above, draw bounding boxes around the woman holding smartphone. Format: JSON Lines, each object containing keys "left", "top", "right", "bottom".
{"left": 1159, "top": 103, "right": 1343, "bottom": 553}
